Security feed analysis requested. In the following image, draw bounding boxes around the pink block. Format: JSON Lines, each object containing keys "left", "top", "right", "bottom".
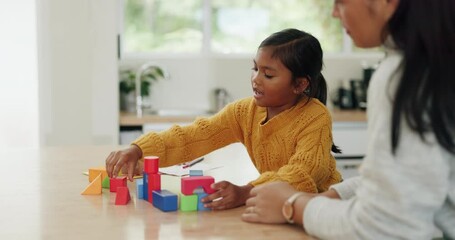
{"left": 110, "top": 177, "right": 127, "bottom": 192}
{"left": 144, "top": 156, "right": 159, "bottom": 174}
{"left": 147, "top": 173, "right": 161, "bottom": 203}
{"left": 181, "top": 176, "right": 215, "bottom": 195}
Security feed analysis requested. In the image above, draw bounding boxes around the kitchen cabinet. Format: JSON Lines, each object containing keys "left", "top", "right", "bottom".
{"left": 119, "top": 112, "right": 206, "bottom": 144}
{"left": 330, "top": 109, "right": 367, "bottom": 179}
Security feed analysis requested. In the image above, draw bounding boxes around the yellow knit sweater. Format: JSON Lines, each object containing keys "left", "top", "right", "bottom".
{"left": 133, "top": 97, "right": 341, "bottom": 193}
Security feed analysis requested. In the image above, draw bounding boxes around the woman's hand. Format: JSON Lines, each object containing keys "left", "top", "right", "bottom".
{"left": 105, "top": 145, "right": 143, "bottom": 181}
{"left": 201, "top": 181, "right": 253, "bottom": 210}
{"left": 241, "top": 181, "right": 298, "bottom": 224}
{"left": 242, "top": 182, "right": 341, "bottom": 224}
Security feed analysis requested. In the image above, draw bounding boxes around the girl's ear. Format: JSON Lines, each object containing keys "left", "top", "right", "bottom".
{"left": 293, "top": 77, "right": 310, "bottom": 94}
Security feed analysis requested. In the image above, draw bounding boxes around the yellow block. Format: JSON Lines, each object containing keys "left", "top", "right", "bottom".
{"left": 81, "top": 173, "right": 102, "bottom": 195}
{"left": 88, "top": 167, "right": 107, "bottom": 183}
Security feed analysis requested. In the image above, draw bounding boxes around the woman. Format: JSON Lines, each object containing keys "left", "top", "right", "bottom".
{"left": 242, "top": 0, "right": 455, "bottom": 239}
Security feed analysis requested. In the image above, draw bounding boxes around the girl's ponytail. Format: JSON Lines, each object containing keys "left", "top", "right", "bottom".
{"left": 312, "top": 72, "right": 328, "bottom": 105}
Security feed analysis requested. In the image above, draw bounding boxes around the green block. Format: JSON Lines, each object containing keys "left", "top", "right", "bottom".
{"left": 102, "top": 176, "right": 110, "bottom": 189}
{"left": 180, "top": 194, "right": 198, "bottom": 212}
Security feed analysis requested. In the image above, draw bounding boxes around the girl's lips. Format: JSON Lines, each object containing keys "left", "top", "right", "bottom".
{"left": 253, "top": 89, "right": 264, "bottom": 98}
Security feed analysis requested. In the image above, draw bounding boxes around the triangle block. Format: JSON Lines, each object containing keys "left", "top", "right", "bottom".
{"left": 102, "top": 176, "right": 110, "bottom": 189}
{"left": 115, "top": 187, "right": 131, "bottom": 205}
{"left": 81, "top": 173, "right": 102, "bottom": 195}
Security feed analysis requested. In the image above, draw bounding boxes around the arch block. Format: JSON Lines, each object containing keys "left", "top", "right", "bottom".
{"left": 181, "top": 176, "right": 215, "bottom": 195}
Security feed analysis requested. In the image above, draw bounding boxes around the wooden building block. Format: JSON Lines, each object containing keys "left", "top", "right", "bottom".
{"left": 136, "top": 178, "right": 144, "bottom": 199}
{"left": 110, "top": 177, "right": 127, "bottom": 192}
{"left": 143, "top": 173, "right": 148, "bottom": 201}
{"left": 189, "top": 170, "right": 203, "bottom": 176}
{"left": 102, "top": 176, "right": 110, "bottom": 189}
{"left": 115, "top": 187, "right": 131, "bottom": 205}
{"left": 181, "top": 176, "right": 215, "bottom": 195}
{"left": 144, "top": 156, "right": 159, "bottom": 174}
{"left": 180, "top": 193, "right": 198, "bottom": 212}
{"left": 152, "top": 190, "right": 178, "bottom": 212}
{"left": 81, "top": 173, "right": 102, "bottom": 195}
{"left": 88, "top": 167, "right": 107, "bottom": 183}
{"left": 197, "top": 192, "right": 210, "bottom": 211}
{"left": 147, "top": 173, "right": 161, "bottom": 203}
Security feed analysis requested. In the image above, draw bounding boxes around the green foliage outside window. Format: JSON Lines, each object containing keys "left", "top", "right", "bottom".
{"left": 123, "top": 0, "right": 343, "bottom": 54}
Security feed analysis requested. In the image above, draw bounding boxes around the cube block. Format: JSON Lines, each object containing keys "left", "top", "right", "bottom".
{"left": 110, "top": 177, "right": 127, "bottom": 192}
{"left": 180, "top": 193, "right": 198, "bottom": 212}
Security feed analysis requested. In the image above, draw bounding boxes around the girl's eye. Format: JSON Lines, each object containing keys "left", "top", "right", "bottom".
{"left": 264, "top": 73, "right": 273, "bottom": 79}
{"left": 251, "top": 67, "right": 258, "bottom": 72}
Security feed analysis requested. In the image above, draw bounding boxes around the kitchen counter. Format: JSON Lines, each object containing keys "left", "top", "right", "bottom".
{"left": 119, "top": 109, "right": 366, "bottom": 127}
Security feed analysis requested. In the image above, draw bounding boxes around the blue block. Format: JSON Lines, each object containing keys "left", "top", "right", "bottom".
{"left": 189, "top": 169, "right": 203, "bottom": 176}
{"left": 197, "top": 192, "right": 210, "bottom": 211}
{"left": 136, "top": 178, "right": 144, "bottom": 199}
{"left": 143, "top": 172, "right": 148, "bottom": 201}
{"left": 152, "top": 190, "right": 178, "bottom": 212}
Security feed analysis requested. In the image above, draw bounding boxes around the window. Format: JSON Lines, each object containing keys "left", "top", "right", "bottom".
{"left": 122, "top": 0, "right": 349, "bottom": 55}
{"left": 123, "top": 0, "right": 204, "bottom": 53}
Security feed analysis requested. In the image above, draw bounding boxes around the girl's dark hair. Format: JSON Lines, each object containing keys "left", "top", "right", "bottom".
{"left": 388, "top": 0, "right": 455, "bottom": 154}
{"left": 259, "top": 28, "right": 341, "bottom": 153}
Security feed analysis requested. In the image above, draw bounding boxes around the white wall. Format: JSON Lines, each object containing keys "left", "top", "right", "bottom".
{"left": 37, "top": 0, "right": 119, "bottom": 146}
{"left": 0, "top": 1, "right": 39, "bottom": 150}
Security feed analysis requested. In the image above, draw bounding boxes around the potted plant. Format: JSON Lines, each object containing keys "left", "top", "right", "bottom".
{"left": 119, "top": 66, "right": 165, "bottom": 112}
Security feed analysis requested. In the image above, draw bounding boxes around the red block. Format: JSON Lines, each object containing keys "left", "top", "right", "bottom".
{"left": 147, "top": 173, "right": 161, "bottom": 203}
{"left": 144, "top": 156, "right": 159, "bottom": 174}
{"left": 110, "top": 177, "right": 127, "bottom": 192}
{"left": 115, "top": 187, "right": 131, "bottom": 205}
{"left": 181, "top": 176, "right": 215, "bottom": 195}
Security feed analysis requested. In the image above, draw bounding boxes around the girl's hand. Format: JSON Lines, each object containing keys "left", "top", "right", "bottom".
{"left": 201, "top": 181, "right": 253, "bottom": 210}
{"left": 105, "top": 145, "right": 142, "bottom": 181}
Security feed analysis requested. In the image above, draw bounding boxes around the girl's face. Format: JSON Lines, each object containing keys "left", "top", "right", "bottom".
{"left": 251, "top": 47, "right": 305, "bottom": 117}
{"left": 332, "top": 0, "right": 399, "bottom": 48}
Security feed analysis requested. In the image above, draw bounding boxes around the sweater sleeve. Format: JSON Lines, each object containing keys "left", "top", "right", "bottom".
{"left": 250, "top": 114, "right": 341, "bottom": 193}
{"left": 133, "top": 101, "right": 243, "bottom": 167}
{"left": 304, "top": 133, "right": 451, "bottom": 239}
{"left": 329, "top": 176, "right": 361, "bottom": 200}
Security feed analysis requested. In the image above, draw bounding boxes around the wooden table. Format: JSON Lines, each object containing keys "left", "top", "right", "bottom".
{"left": 0, "top": 144, "right": 315, "bottom": 239}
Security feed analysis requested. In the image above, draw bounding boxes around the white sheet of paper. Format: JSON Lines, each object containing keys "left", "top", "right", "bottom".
{"left": 159, "top": 162, "right": 223, "bottom": 177}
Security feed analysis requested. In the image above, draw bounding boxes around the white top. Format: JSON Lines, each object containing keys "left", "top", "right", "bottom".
{"left": 304, "top": 39, "right": 455, "bottom": 239}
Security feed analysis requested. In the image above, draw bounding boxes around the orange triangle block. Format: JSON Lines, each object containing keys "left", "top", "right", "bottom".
{"left": 115, "top": 187, "right": 131, "bottom": 205}
{"left": 81, "top": 173, "right": 102, "bottom": 195}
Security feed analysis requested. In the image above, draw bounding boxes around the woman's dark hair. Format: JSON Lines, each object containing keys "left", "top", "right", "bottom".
{"left": 259, "top": 28, "right": 341, "bottom": 153}
{"left": 388, "top": 0, "right": 455, "bottom": 154}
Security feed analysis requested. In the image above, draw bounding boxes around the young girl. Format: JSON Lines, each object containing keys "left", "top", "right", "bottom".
{"left": 242, "top": 0, "right": 455, "bottom": 239}
{"left": 105, "top": 28, "right": 341, "bottom": 210}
